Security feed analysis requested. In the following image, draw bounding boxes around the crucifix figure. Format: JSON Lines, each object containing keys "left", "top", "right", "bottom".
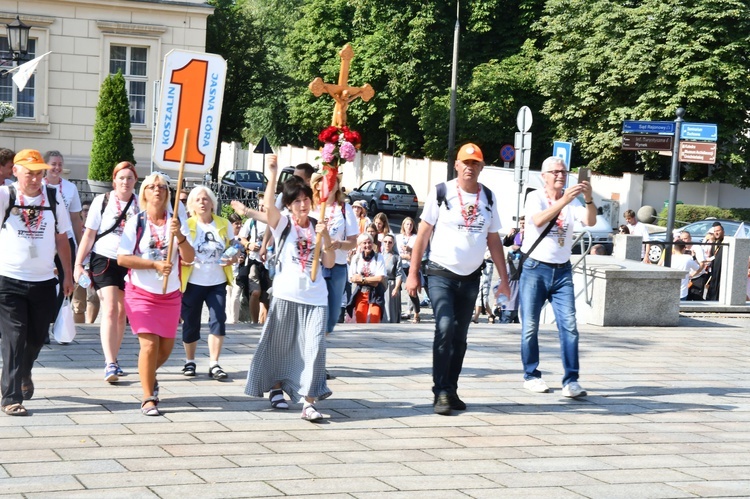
{"left": 309, "top": 43, "right": 375, "bottom": 127}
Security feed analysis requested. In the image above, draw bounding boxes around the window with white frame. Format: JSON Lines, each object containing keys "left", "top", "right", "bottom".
{"left": 0, "top": 38, "right": 37, "bottom": 119}
{"left": 109, "top": 44, "right": 147, "bottom": 125}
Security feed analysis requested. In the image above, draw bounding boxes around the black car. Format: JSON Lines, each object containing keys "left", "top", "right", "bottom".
{"left": 221, "top": 170, "right": 267, "bottom": 191}
{"left": 347, "top": 180, "right": 419, "bottom": 218}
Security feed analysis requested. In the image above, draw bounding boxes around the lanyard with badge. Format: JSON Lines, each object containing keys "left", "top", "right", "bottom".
{"left": 19, "top": 194, "right": 45, "bottom": 258}
{"left": 294, "top": 218, "right": 313, "bottom": 290}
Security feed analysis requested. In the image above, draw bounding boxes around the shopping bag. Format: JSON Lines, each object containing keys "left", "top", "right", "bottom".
{"left": 53, "top": 297, "right": 77, "bottom": 344}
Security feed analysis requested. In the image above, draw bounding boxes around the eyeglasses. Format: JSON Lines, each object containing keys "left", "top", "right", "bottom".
{"left": 146, "top": 184, "right": 168, "bottom": 192}
{"left": 544, "top": 169, "right": 567, "bottom": 177}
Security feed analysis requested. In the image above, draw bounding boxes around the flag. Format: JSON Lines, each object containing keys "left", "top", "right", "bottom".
{"left": 321, "top": 166, "right": 339, "bottom": 203}
{"left": 734, "top": 222, "right": 747, "bottom": 239}
{"left": 11, "top": 51, "right": 51, "bottom": 92}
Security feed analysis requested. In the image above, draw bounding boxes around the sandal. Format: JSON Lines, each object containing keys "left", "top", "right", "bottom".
{"left": 141, "top": 397, "right": 161, "bottom": 417}
{"left": 269, "top": 389, "right": 289, "bottom": 410}
{"left": 301, "top": 403, "right": 323, "bottom": 422}
{"left": 153, "top": 379, "right": 159, "bottom": 401}
{"left": 2, "top": 403, "right": 28, "bottom": 417}
{"left": 411, "top": 315, "right": 421, "bottom": 324}
{"left": 182, "top": 362, "right": 196, "bottom": 377}
{"left": 208, "top": 365, "right": 228, "bottom": 380}
{"left": 22, "top": 376, "right": 34, "bottom": 401}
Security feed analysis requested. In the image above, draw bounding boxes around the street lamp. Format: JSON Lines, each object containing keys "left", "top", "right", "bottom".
{"left": 1, "top": 15, "right": 31, "bottom": 78}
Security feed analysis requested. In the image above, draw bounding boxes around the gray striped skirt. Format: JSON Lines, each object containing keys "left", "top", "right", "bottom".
{"left": 245, "top": 298, "right": 332, "bottom": 404}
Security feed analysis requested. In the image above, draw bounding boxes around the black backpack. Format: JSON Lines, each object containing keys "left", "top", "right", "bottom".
{"left": 2, "top": 185, "right": 59, "bottom": 232}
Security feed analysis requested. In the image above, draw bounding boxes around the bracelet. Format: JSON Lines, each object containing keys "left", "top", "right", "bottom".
{"left": 585, "top": 200, "right": 594, "bottom": 205}
{"left": 177, "top": 237, "right": 187, "bottom": 244}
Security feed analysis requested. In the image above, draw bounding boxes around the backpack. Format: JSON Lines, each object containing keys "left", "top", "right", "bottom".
{"left": 93, "top": 191, "right": 135, "bottom": 243}
{"left": 2, "top": 185, "right": 59, "bottom": 232}
{"left": 435, "top": 181, "right": 494, "bottom": 210}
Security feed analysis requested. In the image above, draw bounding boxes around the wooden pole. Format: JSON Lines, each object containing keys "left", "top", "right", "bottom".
{"left": 309, "top": 201, "right": 328, "bottom": 282}
{"left": 163, "top": 128, "right": 190, "bottom": 294}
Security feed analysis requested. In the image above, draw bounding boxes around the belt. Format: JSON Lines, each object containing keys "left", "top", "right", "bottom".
{"left": 425, "top": 261, "right": 483, "bottom": 281}
{"left": 528, "top": 257, "right": 570, "bottom": 269}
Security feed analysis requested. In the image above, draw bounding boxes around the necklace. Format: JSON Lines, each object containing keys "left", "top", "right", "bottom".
{"left": 545, "top": 190, "right": 566, "bottom": 247}
{"left": 19, "top": 192, "right": 46, "bottom": 233}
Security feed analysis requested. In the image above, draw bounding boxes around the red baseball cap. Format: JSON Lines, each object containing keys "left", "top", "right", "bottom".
{"left": 457, "top": 143, "right": 484, "bottom": 163}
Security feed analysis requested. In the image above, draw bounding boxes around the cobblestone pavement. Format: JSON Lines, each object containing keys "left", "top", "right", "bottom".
{"left": 1, "top": 314, "right": 749, "bottom": 498}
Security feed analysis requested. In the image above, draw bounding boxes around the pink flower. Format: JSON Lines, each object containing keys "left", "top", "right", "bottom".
{"left": 339, "top": 141, "right": 357, "bottom": 162}
{"left": 321, "top": 142, "right": 336, "bottom": 163}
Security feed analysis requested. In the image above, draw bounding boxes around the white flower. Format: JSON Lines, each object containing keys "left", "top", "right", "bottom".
{"left": 0, "top": 102, "right": 15, "bottom": 120}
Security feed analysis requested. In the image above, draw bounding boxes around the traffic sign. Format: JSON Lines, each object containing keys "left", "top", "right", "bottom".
{"left": 679, "top": 141, "right": 717, "bottom": 164}
{"left": 153, "top": 50, "right": 227, "bottom": 174}
{"left": 622, "top": 120, "right": 675, "bottom": 135}
{"left": 680, "top": 123, "right": 718, "bottom": 141}
{"left": 500, "top": 144, "right": 515, "bottom": 162}
{"left": 253, "top": 136, "right": 273, "bottom": 154}
{"left": 621, "top": 134, "right": 673, "bottom": 151}
{"left": 553, "top": 141, "right": 572, "bottom": 169}
{"left": 516, "top": 106, "right": 533, "bottom": 133}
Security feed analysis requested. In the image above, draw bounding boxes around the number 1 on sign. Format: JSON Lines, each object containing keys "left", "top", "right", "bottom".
{"left": 163, "top": 59, "right": 208, "bottom": 164}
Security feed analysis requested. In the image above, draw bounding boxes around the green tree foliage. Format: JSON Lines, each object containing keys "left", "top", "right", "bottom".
{"left": 88, "top": 71, "right": 134, "bottom": 181}
{"left": 535, "top": 0, "right": 750, "bottom": 185}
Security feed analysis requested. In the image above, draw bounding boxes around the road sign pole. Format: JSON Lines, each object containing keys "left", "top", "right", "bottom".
{"left": 664, "top": 107, "right": 685, "bottom": 268}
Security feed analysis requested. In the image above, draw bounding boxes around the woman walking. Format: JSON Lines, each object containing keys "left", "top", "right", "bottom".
{"left": 180, "top": 186, "right": 237, "bottom": 380}
{"left": 74, "top": 161, "right": 139, "bottom": 382}
{"left": 245, "top": 155, "right": 335, "bottom": 422}
{"left": 396, "top": 217, "right": 421, "bottom": 322}
{"left": 117, "top": 173, "right": 194, "bottom": 416}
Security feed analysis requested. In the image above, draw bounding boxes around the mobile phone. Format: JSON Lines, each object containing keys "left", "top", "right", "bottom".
{"left": 578, "top": 167, "right": 591, "bottom": 184}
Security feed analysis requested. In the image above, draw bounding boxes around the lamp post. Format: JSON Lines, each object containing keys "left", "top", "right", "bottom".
{"left": 446, "top": 1, "right": 459, "bottom": 181}
{"left": 1, "top": 15, "right": 31, "bottom": 78}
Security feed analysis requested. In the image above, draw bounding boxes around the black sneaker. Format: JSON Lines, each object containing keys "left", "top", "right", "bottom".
{"left": 448, "top": 394, "right": 466, "bottom": 411}
{"left": 433, "top": 391, "right": 452, "bottom": 416}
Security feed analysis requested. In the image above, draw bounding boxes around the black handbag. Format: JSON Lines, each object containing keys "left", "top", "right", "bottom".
{"left": 509, "top": 219, "right": 557, "bottom": 281}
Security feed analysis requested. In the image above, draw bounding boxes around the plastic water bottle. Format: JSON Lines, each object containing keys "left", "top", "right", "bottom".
{"left": 222, "top": 241, "right": 243, "bottom": 259}
{"left": 493, "top": 283, "right": 508, "bottom": 309}
{"left": 77, "top": 272, "right": 92, "bottom": 289}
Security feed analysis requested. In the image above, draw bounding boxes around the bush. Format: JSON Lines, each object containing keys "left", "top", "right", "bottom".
{"left": 657, "top": 204, "right": 750, "bottom": 227}
{"left": 88, "top": 71, "right": 135, "bottom": 181}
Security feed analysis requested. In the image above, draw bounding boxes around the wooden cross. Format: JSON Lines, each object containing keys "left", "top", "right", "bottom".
{"left": 309, "top": 43, "right": 375, "bottom": 127}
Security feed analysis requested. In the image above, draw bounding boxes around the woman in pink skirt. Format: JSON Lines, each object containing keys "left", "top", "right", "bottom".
{"left": 117, "top": 173, "right": 194, "bottom": 416}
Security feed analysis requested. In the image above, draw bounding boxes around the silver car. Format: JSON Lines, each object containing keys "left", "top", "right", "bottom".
{"left": 348, "top": 180, "right": 419, "bottom": 218}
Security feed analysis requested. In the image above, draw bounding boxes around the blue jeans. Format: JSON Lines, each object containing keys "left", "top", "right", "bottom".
{"left": 181, "top": 282, "right": 227, "bottom": 343}
{"left": 519, "top": 258, "right": 580, "bottom": 386}
{"left": 428, "top": 273, "right": 480, "bottom": 396}
{"left": 325, "top": 263, "right": 348, "bottom": 333}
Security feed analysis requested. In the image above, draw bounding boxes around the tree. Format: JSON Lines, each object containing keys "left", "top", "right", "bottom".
{"left": 88, "top": 71, "right": 134, "bottom": 181}
{"left": 535, "top": 0, "right": 750, "bottom": 185}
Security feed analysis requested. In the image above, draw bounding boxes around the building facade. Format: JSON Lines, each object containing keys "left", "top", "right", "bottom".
{"left": 0, "top": 0, "right": 213, "bottom": 179}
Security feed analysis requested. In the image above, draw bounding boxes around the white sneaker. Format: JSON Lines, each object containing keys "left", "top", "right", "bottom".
{"left": 523, "top": 377, "right": 550, "bottom": 393}
{"left": 562, "top": 381, "right": 587, "bottom": 398}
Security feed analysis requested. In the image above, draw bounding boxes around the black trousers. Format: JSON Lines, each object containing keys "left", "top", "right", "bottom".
{"left": 0, "top": 276, "right": 57, "bottom": 406}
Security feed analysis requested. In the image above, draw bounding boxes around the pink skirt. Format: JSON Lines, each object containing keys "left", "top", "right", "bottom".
{"left": 124, "top": 281, "right": 182, "bottom": 338}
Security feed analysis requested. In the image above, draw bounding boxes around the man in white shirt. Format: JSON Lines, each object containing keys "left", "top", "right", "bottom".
{"left": 406, "top": 143, "right": 510, "bottom": 416}
{"left": 519, "top": 156, "right": 596, "bottom": 399}
{"left": 0, "top": 149, "right": 74, "bottom": 416}
{"left": 624, "top": 209, "right": 650, "bottom": 262}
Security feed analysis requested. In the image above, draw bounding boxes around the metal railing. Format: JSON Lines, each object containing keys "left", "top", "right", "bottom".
{"left": 571, "top": 229, "right": 594, "bottom": 306}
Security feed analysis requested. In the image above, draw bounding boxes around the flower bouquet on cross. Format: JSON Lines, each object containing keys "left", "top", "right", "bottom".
{"left": 317, "top": 125, "right": 361, "bottom": 202}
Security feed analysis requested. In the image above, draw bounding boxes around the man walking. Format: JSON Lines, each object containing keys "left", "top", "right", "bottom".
{"left": 519, "top": 156, "right": 596, "bottom": 399}
{"left": 0, "top": 150, "right": 73, "bottom": 416}
{"left": 407, "top": 143, "right": 510, "bottom": 415}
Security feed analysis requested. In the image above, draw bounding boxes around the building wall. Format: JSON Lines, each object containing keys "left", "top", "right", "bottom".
{"left": 0, "top": 0, "right": 212, "bottom": 179}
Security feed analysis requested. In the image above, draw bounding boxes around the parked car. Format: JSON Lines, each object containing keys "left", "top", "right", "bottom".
{"left": 646, "top": 218, "right": 750, "bottom": 263}
{"left": 348, "top": 180, "right": 419, "bottom": 218}
{"left": 572, "top": 212, "right": 615, "bottom": 255}
{"left": 221, "top": 169, "right": 267, "bottom": 191}
{"left": 276, "top": 166, "right": 296, "bottom": 193}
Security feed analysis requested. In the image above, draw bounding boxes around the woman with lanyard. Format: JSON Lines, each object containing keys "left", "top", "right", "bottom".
{"left": 74, "top": 161, "right": 139, "bottom": 382}
{"left": 117, "top": 173, "right": 194, "bottom": 416}
{"left": 310, "top": 171, "right": 358, "bottom": 336}
{"left": 396, "top": 217, "right": 421, "bottom": 322}
{"left": 380, "top": 234, "right": 403, "bottom": 323}
{"left": 179, "top": 186, "right": 237, "bottom": 380}
{"left": 245, "top": 155, "right": 335, "bottom": 422}
{"left": 347, "top": 233, "right": 386, "bottom": 323}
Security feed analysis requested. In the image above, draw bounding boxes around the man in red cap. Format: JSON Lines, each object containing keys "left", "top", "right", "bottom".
{"left": 406, "top": 143, "right": 511, "bottom": 415}
{"left": 0, "top": 149, "right": 74, "bottom": 416}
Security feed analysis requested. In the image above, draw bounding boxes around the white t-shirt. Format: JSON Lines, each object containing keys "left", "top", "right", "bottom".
{"left": 189, "top": 219, "right": 235, "bottom": 286}
{"left": 420, "top": 180, "right": 501, "bottom": 275}
{"left": 396, "top": 233, "right": 416, "bottom": 265}
{"left": 43, "top": 178, "right": 82, "bottom": 240}
{"left": 627, "top": 220, "right": 650, "bottom": 258}
{"left": 521, "top": 190, "right": 588, "bottom": 264}
{"left": 0, "top": 184, "right": 73, "bottom": 281}
{"left": 118, "top": 212, "right": 189, "bottom": 294}
{"left": 671, "top": 252, "right": 700, "bottom": 299}
{"left": 269, "top": 216, "right": 327, "bottom": 306}
{"left": 239, "top": 218, "right": 267, "bottom": 261}
{"left": 690, "top": 244, "right": 709, "bottom": 278}
{"left": 349, "top": 251, "right": 386, "bottom": 281}
{"left": 324, "top": 202, "right": 359, "bottom": 265}
{"left": 86, "top": 191, "right": 140, "bottom": 259}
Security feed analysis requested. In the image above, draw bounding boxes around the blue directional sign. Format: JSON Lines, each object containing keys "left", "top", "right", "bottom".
{"left": 680, "top": 123, "right": 718, "bottom": 142}
{"left": 553, "top": 141, "right": 572, "bottom": 169}
{"left": 622, "top": 120, "right": 675, "bottom": 135}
